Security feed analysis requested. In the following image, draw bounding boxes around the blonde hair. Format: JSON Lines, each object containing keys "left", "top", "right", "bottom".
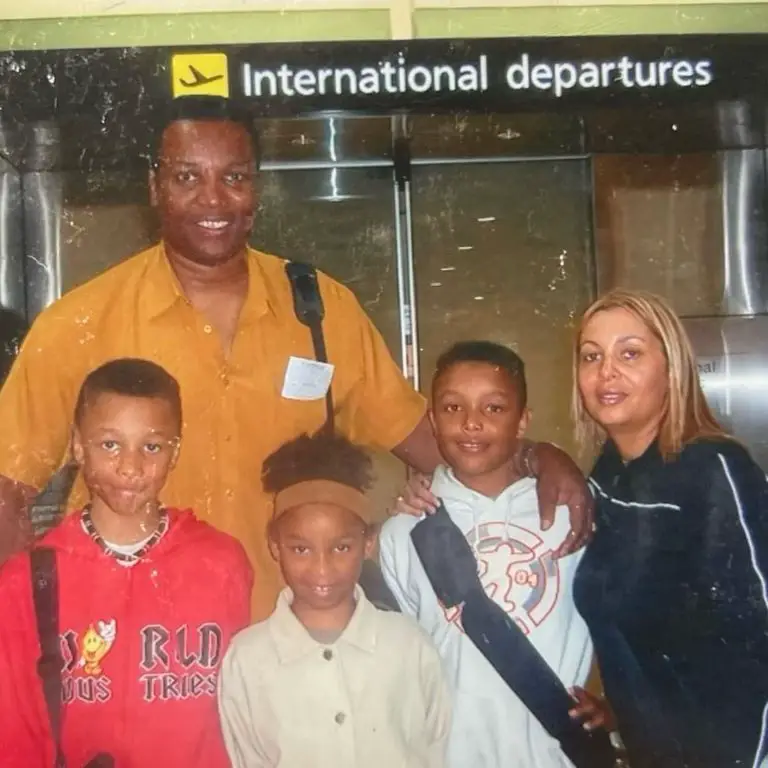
{"left": 572, "top": 288, "right": 728, "bottom": 459}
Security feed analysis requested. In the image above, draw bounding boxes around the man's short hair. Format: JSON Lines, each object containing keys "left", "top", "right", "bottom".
{"left": 433, "top": 340, "right": 528, "bottom": 409}
{"left": 74, "top": 358, "right": 182, "bottom": 432}
{"left": 152, "top": 96, "right": 260, "bottom": 167}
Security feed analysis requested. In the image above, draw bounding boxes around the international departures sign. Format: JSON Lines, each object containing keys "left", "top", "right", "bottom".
{"left": 0, "top": 36, "right": 765, "bottom": 121}
{"left": 167, "top": 36, "right": 764, "bottom": 115}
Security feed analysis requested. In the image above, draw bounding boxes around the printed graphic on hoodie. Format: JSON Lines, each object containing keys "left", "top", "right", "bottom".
{"left": 61, "top": 619, "right": 117, "bottom": 703}
{"left": 445, "top": 521, "right": 560, "bottom": 636}
{"left": 139, "top": 622, "right": 224, "bottom": 702}
{"left": 59, "top": 620, "right": 224, "bottom": 704}
{"left": 79, "top": 620, "right": 117, "bottom": 675}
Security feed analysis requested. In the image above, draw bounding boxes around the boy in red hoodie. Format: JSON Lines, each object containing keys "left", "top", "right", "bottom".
{"left": 0, "top": 358, "right": 253, "bottom": 767}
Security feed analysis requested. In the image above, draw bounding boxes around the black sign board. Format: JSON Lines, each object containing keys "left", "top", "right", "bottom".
{"left": 0, "top": 35, "right": 766, "bottom": 170}
{"left": 0, "top": 34, "right": 766, "bottom": 119}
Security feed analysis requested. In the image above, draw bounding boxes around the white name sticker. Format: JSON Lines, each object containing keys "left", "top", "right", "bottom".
{"left": 281, "top": 356, "right": 335, "bottom": 401}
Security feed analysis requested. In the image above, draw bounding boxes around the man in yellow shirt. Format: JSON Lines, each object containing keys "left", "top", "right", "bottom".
{"left": 0, "top": 97, "right": 591, "bottom": 620}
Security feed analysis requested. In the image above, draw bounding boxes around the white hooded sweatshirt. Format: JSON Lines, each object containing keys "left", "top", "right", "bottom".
{"left": 379, "top": 465, "right": 592, "bottom": 768}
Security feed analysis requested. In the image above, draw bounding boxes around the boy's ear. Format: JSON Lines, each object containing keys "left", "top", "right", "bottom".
{"left": 427, "top": 407, "right": 437, "bottom": 434}
{"left": 71, "top": 427, "right": 85, "bottom": 465}
{"left": 517, "top": 408, "right": 532, "bottom": 439}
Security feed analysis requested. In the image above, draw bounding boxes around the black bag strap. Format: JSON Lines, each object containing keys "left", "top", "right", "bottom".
{"left": 285, "top": 262, "right": 334, "bottom": 433}
{"left": 30, "top": 547, "right": 66, "bottom": 768}
{"left": 411, "top": 503, "right": 616, "bottom": 768}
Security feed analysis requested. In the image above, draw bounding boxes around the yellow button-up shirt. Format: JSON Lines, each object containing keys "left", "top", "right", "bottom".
{"left": 218, "top": 587, "right": 451, "bottom": 767}
{"left": 0, "top": 245, "right": 425, "bottom": 618}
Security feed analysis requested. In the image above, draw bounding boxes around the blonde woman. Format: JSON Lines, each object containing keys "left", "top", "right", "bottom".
{"left": 572, "top": 289, "right": 768, "bottom": 768}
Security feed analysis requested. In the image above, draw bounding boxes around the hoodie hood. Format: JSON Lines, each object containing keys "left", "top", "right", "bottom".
{"left": 38, "top": 507, "right": 206, "bottom": 563}
{"left": 431, "top": 465, "right": 537, "bottom": 518}
{"left": 430, "top": 464, "right": 545, "bottom": 553}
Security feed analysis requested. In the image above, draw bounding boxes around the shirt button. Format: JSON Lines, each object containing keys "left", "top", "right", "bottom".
{"left": 334, "top": 712, "right": 346, "bottom": 725}
{"left": 323, "top": 649, "right": 333, "bottom": 661}
{"left": 203, "top": 324, "right": 213, "bottom": 334}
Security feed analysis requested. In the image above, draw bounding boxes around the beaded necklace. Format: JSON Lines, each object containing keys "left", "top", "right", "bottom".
{"left": 80, "top": 505, "right": 169, "bottom": 566}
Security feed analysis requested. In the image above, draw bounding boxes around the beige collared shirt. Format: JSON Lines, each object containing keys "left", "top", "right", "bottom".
{"left": 218, "top": 587, "right": 451, "bottom": 768}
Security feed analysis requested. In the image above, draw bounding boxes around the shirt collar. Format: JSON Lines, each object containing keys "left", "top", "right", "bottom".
{"left": 269, "top": 585, "right": 379, "bottom": 664}
{"left": 141, "top": 243, "right": 272, "bottom": 322}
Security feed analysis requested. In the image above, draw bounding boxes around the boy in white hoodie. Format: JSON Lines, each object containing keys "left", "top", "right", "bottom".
{"left": 380, "top": 341, "right": 598, "bottom": 768}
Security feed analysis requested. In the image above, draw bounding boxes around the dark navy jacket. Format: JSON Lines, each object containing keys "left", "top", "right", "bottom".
{"left": 574, "top": 438, "right": 768, "bottom": 768}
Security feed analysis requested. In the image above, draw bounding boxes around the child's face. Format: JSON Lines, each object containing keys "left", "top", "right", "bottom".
{"left": 430, "top": 361, "right": 530, "bottom": 493}
{"left": 269, "top": 504, "right": 376, "bottom": 621}
{"left": 72, "top": 392, "right": 180, "bottom": 518}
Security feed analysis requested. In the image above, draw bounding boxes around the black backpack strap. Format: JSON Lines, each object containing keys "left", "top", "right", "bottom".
{"left": 30, "top": 547, "right": 66, "bottom": 768}
{"left": 285, "top": 262, "right": 334, "bottom": 433}
{"left": 83, "top": 756, "right": 114, "bottom": 767}
{"left": 411, "top": 504, "right": 616, "bottom": 768}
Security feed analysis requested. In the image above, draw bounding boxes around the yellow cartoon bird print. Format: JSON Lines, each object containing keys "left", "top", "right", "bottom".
{"left": 78, "top": 620, "right": 117, "bottom": 676}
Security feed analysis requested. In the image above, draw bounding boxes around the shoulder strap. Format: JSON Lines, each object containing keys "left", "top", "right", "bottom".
{"left": 285, "top": 262, "right": 334, "bottom": 433}
{"left": 410, "top": 504, "right": 616, "bottom": 768}
{"left": 30, "top": 547, "right": 66, "bottom": 768}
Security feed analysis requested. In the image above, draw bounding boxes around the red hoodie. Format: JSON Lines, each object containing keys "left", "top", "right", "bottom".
{"left": 0, "top": 508, "right": 253, "bottom": 768}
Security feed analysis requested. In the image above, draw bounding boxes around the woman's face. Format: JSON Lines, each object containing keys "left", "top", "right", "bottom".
{"left": 578, "top": 307, "right": 669, "bottom": 441}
